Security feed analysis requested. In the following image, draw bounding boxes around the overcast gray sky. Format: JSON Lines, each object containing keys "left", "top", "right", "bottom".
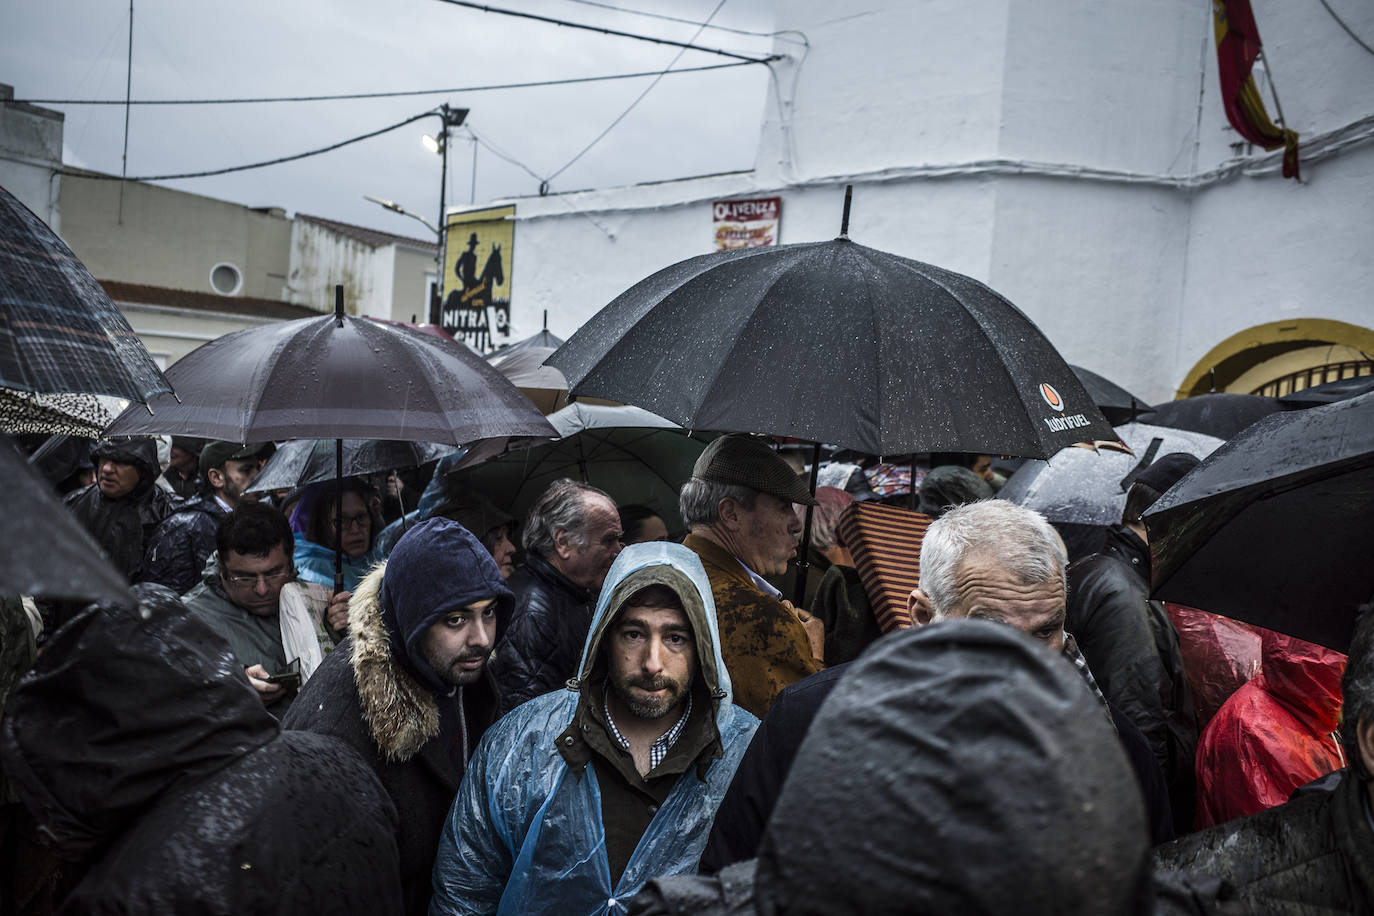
{"left": 2, "top": 0, "right": 777, "bottom": 238}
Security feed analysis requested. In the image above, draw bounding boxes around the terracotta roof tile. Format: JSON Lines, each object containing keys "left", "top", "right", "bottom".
{"left": 100, "top": 280, "right": 322, "bottom": 320}
{"left": 296, "top": 213, "right": 438, "bottom": 252}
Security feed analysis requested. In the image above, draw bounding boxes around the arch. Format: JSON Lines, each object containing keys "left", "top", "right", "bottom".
{"left": 1176, "top": 318, "right": 1374, "bottom": 398}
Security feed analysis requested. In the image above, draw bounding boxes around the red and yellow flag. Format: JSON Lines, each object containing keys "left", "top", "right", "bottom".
{"left": 1212, "top": 0, "right": 1300, "bottom": 179}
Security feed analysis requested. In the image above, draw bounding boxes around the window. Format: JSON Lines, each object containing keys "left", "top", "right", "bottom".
{"left": 210, "top": 262, "right": 243, "bottom": 296}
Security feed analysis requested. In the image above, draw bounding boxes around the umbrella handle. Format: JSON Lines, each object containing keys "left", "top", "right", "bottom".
{"left": 792, "top": 442, "right": 822, "bottom": 608}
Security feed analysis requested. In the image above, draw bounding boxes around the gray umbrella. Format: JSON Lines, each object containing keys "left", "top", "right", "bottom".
{"left": 246, "top": 438, "right": 463, "bottom": 493}
{"left": 0, "top": 433, "right": 132, "bottom": 605}
{"left": 999, "top": 422, "right": 1224, "bottom": 527}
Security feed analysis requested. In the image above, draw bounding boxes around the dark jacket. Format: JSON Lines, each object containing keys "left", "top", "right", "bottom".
{"left": 62, "top": 439, "right": 176, "bottom": 582}
{"left": 284, "top": 520, "right": 510, "bottom": 916}
{"left": 1154, "top": 767, "right": 1374, "bottom": 914}
{"left": 142, "top": 494, "right": 227, "bottom": 595}
{"left": 640, "top": 620, "right": 1155, "bottom": 916}
{"left": 0, "top": 585, "right": 403, "bottom": 915}
{"left": 1067, "top": 524, "right": 1198, "bottom": 829}
{"left": 489, "top": 552, "right": 595, "bottom": 714}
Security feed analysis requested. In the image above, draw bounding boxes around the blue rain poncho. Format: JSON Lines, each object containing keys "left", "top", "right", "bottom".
{"left": 429, "top": 541, "right": 759, "bottom": 916}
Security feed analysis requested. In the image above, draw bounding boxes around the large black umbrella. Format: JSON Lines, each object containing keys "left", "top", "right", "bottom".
{"left": 546, "top": 235, "right": 1113, "bottom": 459}
{"left": 1139, "top": 393, "right": 1281, "bottom": 440}
{"left": 1070, "top": 365, "right": 1151, "bottom": 426}
{"left": 0, "top": 185, "right": 170, "bottom": 404}
{"left": 105, "top": 295, "right": 554, "bottom": 445}
{"left": 1144, "top": 391, "right": 1374, "bottom": 651}
{"left": 0, "top": 433, "right": 132, "bottom": 606}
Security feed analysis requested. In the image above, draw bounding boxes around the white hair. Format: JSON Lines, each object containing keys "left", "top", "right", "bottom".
{"left": 918, "top": 500, "right": 1067, "bottom": 618}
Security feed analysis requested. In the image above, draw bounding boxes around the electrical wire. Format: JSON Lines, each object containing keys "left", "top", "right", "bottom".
{"left": 543, "top": 0, "right": 729, "bottom": 186}
{"left": 1317, "top": 0, "right": 1374, "bottom": 57}
{"left": 557, "top": 0, "right": 775, "bottom": 38}
{"left": 12, "top": 60, "right": 767, "bottom": 106}
{"left": 431, "top": 0, "right": 770, "bottom": 63}
{"left": 64, "top": 110, "right": 436, "bottom": 182}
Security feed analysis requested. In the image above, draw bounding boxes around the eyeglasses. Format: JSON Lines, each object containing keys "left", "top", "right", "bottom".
{"left": 224, "top": 568, "right": 292, "bottom": 587}
{"left": 337, "top": 512, "right": 370, "bottom": 531}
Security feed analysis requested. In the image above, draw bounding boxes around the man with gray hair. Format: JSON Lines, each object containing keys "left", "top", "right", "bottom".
{"left": 681, "top": 434, "right": 824, "bottom": 718}
{"left": 490, "top": 478, "right": 623, "bottom": 712}
{"left": 1155, "top": 607, "right": 1374, "bottom": 913}
{"left": 909, "top": 498, "right": 1176, "bottom": 842}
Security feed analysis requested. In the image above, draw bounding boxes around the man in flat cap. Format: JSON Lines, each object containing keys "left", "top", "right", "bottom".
{"left": 680, "top": 434, "right": 824, "bottom": 717}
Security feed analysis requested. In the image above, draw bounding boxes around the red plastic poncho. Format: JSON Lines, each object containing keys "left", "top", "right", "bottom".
{"left": 1166, "top": 604, "right": 1262, "bottom": 727}
{"left": 1194, "top": 628, "right": 1346, "bottom": 828}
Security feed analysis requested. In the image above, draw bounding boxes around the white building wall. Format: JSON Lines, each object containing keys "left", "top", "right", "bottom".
{"left": 287, "top": 220, "right": 383, "bottom": 316}
{"left": 0, "top": 90, "right": 63, "bottom": 229}
{"left": 476, "top": 0, "right": 1374, "bottom": 402}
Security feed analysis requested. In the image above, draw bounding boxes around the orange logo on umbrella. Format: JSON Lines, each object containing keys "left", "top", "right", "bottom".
{"left": 1040, "top": 382, "right": 1065, "bottom": 412}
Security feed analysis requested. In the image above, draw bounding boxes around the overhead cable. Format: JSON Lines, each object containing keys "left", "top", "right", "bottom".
{"left": 1317, "top": 0, "right": 1374, "bottom": 57}
{"left": 431, "top": 0, "right": 771, "bottom": 63}
{"left": 64, "top": 110, "right": 436, "bottom": 182}
{"left": 12, "top": 60, "right": 767, "bottom": 107}
{"left": 558, "top": 0, "right": 776, "bottom": 38}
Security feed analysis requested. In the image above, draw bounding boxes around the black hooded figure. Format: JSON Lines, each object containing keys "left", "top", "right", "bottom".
{"left": 62, "top": 438, "right": 176, "bottom": 582}
{"left": 0, "top": 584, "right": 403, "bottom": 915}
{"left": 631, "top": 619, "right": 1163, "bottom": 916}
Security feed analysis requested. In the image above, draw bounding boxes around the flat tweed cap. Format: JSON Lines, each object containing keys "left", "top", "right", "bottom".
{"left": 692, "top": 433, "right": 817, "bottom": 506}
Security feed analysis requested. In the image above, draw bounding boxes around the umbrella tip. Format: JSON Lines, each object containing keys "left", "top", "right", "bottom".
{"left": 839, "top": 184, "right": 853, "bottom": 238}
{"left": 334, "top": 284, "right": 345, "bottom": 327}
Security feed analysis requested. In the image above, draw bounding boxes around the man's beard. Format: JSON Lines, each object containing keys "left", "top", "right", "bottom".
{"left": 610, "top": 671, "right": 692, "bottom": 720}
{"left": 429, "top": 649, "right": 490, "bottom": 687}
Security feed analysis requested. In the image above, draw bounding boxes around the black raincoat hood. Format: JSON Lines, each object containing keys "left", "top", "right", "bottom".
{"left": 0, "top": 584, "right": 278, "bottom": 858}
{"left": 754, "top": 618, "right": 1151, "bottom": 916}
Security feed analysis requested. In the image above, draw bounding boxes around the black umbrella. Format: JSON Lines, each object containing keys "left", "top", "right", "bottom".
{"left": 1138, "top": 393, "right": 1281, "bottom": 440}
{"left": 246, "top": 438, "right": 463, "bottom": 493}
{"left": 1278, "top": 375, "right": 1374, "bottom": 410}
{"left": 546, "top": 233, "right": 1114, "bottom": 459}
{"left": 1070, "top": 365, "right": 1151, "bottom": 425}
{"left": 1144, "top": 391, "right": 1374, "bottom": 651}
{"left": 0, "top": 433, "right": 132, "bottom": 606}
{"left": 0, "top": 186, "right": 170, "bottom": 404}
{"left": 107, "top": 288, "right": 556, "bottom": 588}
{"left": 547, "top": 191, "right": 1115, "bottom": 603}
{"left": 487, "top": 328, "right": 570, "bottom": 414}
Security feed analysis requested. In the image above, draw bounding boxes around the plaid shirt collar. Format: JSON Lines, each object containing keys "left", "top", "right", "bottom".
{"left": 603, "top": 690, "right": 694, "bottom": 772}
{"left": 1062, "top": 632, "right": 1117, "bottom": 733}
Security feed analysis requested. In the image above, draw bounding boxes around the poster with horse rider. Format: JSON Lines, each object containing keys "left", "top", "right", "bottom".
{"left": 441, "top": 204, "right": 514, "bottom": 350}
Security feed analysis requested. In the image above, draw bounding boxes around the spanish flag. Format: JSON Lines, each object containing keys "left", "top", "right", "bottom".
{"left": 1213, "top": 0, "right": 1300, "bottom": 179}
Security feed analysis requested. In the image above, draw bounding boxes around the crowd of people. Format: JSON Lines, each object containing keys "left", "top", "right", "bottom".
{"left": 0, "top": 427, "right": 1369, "bottom": 914}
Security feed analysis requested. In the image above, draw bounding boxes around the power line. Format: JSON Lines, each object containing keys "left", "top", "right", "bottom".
{"left": 431, "top": 0, "right": 771, "bottom": 63}
{"left": 64, "top": 110, "right": 436, "bottom": 182}
{"left": 12, "top": 60, "right": 767, "bottom": 107}
{"left": 545, "top": 0, "right": 728, "bottom": 186}
{"left": 1318, "top": 0, "right": 1374, "bottom": 57}
{"left": 558, "top": 0, "right": 775, "bottom": 38}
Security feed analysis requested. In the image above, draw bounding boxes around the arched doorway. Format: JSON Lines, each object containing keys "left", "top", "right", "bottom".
{"left": 1175, "top": 318, "right": 1374, "bottom": 399}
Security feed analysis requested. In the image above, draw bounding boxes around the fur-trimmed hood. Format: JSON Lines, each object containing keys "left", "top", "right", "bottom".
{"left": 348, "top": 564, "right": 439, "bottom": 762}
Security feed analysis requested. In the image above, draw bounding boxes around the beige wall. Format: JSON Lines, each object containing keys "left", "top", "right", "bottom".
{"left": 391, "top": 244, "right": 438, "bottom": 323}
{"left": 59, "top": 173, "right": 292, "bottom": 299}
{"left": 117, "top": 301, "right": 284, "bottom": 367}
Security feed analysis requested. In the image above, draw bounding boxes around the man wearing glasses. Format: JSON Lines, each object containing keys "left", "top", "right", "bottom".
{"left": 184, "top": 503, "right": 311, "bottom": 717}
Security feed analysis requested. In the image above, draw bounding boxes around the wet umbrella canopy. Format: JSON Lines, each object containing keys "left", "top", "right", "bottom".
{"left": 1000, "top": 422, "right": 1224, "bottom": 527}
{"left": 105, "top": 310, "right": 555, "bottom": 445}
{"left": 1145, "top": 391, "right": 1374, "bottom": 651}
{"left": 0, "top": 186, "right": 171, "bottom": 404}
{"left": 546, "top": 235, "right": 1116, "bottom": 459}
{"left": 0, "top": 433, "right": 132, "bottom": 605}
{"left": 247, "top": 438, "right": 462, "bottom": 493}
{"left": 1140, "top": 392, "right": 1281, "bottom": 440}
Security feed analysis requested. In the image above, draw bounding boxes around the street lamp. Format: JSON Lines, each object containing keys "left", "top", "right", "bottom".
{"left": 362, "top": 195, "right": 438, "bottom": 236}
{"left": 424, "top": 104, "right": 469, "bottom": 326}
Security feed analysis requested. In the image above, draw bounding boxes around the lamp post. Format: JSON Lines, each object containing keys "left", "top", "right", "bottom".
{"left": 422, "top": 104, "right": 470, "bottom": 326}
